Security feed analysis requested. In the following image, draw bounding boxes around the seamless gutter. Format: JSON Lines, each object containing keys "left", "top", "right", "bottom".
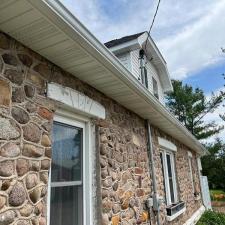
{"left": 30, "top": 0, "right": 208, "bottom": 155}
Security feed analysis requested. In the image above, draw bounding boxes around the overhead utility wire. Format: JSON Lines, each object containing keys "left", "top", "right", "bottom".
{"left": 144, "top": 0, "right": 161, "bottom": 50}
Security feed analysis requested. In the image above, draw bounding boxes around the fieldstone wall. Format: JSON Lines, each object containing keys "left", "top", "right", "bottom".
{"left": 0, "top": 31, "right": 203, "bottom": 225}
{"left": 98, "top": 108, "right": 151, "bottom": 225}
{"left": 152, "top": 128, "right": 202, "bottom": 225}
{"left": 0, "top": 33, "right": 54, "bottom": 225}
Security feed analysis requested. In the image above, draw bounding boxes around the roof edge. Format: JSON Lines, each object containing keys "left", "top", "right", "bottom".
{"left": 28, "top": 0, "right": 207, "bottom": 156}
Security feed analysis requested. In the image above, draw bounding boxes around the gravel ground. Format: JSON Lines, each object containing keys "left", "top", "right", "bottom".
{"left": 213, "top": 206, "right": 225, "bottom": 214}
{"left": 212, "top": 201, "right": 225, "bottom": 214}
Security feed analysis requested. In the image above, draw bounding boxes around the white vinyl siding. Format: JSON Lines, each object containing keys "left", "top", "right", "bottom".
{"left": 116, "top": 52, "right": 132, "bottom": 72}
{"left": 146, "top": 60, "right": 164, "bottom": 104}
{"left": 129, "top": 49, "right": 164, "bottom": 104}
{"left": 130, "top": 49, "right": 140, "bottom": 80}
{"left": 116, "top": 49, "right": 165, "bottom": 104}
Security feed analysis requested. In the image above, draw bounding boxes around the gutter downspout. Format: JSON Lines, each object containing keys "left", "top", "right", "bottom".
{"left": 146, "top": 120, "right": 160, "bottom": 225}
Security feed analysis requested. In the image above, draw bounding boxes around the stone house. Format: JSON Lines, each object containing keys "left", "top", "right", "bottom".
{"left": 0, "top": 1, "right": 207, "bottom": 225}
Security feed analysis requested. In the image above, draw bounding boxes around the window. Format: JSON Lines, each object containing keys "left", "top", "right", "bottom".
{"left": 188, "top": 152, "right": 194, "bottom": 193}
{"left": 138, "top": 50, "right": 148, "bottom": 89}
{"left": 49, "top": 117, "right": 85, "bottom": 225}
{"left": 160, "top": 150, "right": 178, "bottom": 206}
{"left": 152, "top": 77, "right": 159, "bottom": 99}
{"left": 140, "top": 67, "right": 148, "bottom": 89}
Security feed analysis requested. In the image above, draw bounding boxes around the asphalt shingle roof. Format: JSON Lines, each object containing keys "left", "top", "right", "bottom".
{"left": 104, "top": 32, "right": 145, "bottom": 48}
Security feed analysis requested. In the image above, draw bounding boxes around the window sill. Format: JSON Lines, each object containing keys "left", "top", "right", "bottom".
{"left": 167, "top": 207, "right": 186, "bottom": 221}
{"left": 166, "top": 202, "right": 186, "bottom": 222}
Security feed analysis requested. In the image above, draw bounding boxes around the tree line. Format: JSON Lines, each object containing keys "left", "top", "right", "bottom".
{"left": 166, "top": 76, "right": 225, "bottom": 190}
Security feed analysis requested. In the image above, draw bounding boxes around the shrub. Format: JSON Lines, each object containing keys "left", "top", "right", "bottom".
{"left": 197, "top": 210, "right": 225, "bottom": 225}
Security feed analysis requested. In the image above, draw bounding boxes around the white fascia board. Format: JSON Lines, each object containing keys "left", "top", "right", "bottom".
{"left": 47, "top": 83, "right": 105, "bottom": 119}
{"left": 158, "top": 137, "right": 177, "bottom": 152}
{"left": 26, "top": 0, "right": 207, "bottom": 156}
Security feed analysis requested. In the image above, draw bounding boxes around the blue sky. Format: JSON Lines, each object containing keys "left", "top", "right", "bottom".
{"left": 60, "top": 0, "right": 225, "bottom": 141}
{"left": 184, "top": 62, "right": 225, "bottom": 94}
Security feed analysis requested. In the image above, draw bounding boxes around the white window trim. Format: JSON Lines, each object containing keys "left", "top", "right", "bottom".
{"left": 152, "top": 76, "right": 159, "bottom": 99}
{"left": 161, "top": 149, "right": 178, "bottom": 206}
{"left": 47, "top": 110, "right": 93, "bottom": 225}
{"left": 158, "top": 137, "right": 177, "bottom": 152}
{"left": 47, "top": 82, "right": 106, "bottom": 119}
{"left": 188, "top": 151, "right": 195, "bottom": 193}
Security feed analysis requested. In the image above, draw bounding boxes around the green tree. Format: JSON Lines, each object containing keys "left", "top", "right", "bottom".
{"left": 166, "top": 80, "right": 224, "bottom": 140}
{"left": 201, "top": 139, "right": 225, "bottom": 189}
{"left": 220, "top": 73, "right": 225, "bottom": 121}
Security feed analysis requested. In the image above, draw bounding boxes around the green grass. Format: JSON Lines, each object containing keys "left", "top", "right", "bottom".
{"left": 197, "top": 210, "right": 225, "bottom": 225}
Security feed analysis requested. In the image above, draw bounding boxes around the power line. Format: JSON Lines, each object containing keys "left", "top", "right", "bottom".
{"left": 144, "top": 0, "right": 161, "bottom": 50}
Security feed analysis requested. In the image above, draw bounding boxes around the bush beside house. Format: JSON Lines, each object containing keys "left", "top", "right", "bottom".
{"left": 197, "top": 210, "right": 225, "bottom": 225}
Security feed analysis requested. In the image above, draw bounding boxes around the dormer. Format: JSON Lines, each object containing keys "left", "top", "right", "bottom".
{"left": 105, "top": 32, "right": 173, "bottom": 104}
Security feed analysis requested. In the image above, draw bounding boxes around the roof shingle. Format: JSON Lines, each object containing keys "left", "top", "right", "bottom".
{"left": 104, "top": 32, "right": 145, "bottom": 48}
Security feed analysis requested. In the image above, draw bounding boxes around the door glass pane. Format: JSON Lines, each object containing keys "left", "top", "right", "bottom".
{"left": 166, "top": 154, "right": 175, "bottom": 203}
{"left": 50, "top": 185, "right": 83, "bottom": 225}
{"left": 52, "top": 122, "right": 82, "bottom": 182}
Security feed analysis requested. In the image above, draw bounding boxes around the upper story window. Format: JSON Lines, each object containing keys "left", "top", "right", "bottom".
{"left": 152, "top": 77, "right": 159, "bottom": 99}
{"left": 139, "top": 49, "right": 148, "bottom": 89}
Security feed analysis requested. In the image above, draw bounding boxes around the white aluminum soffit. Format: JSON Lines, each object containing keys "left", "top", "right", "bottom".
{"left": 0, "top": 0, "right": 207, "bottom": 155}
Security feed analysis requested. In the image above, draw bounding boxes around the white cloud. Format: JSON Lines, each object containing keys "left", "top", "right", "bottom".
{"left": 158, "top": 0, "right": 225, "bottom": 79}
{"left": 60, "top": 0, "right": 154, "bottom": 42}
{"left": 60, "top": 0, "right": 225, "bottom": 80}
{"left": 60, "top": 0, "right": 225, "bottom": 142}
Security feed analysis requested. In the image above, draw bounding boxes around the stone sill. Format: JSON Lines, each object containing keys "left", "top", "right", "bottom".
{"left": 166, "top": 207, "right": 186, "bottom": 222}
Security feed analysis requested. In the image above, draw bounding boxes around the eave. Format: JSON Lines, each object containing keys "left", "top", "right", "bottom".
{"left": 0, "top": 0, "right": 207, "bottom": 155}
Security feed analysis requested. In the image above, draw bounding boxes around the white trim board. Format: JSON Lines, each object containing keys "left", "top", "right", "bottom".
{"left": 158, "top": 137, "right": 177, "bottom": 152}
{"left": 183, "top": 205, "right": 205, "bottom": 225}
{"left": 47, "top": 83, "right": 106, "bottom": 119}
{"left": 188, "top": 151, "right": 193, "bottom": 158}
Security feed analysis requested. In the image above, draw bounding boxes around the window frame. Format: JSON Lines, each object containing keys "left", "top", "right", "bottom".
{"left": 160, "top": 149, "right": 178, "bottom": 206}
{"left": 188, "top": 151, "right": 195, "bottom": 193}
{"left": 152, "top": 76, "right": 159, "bottom": 99}
{"left": 47, "top": 110, "right": 93, "bottom": 225}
